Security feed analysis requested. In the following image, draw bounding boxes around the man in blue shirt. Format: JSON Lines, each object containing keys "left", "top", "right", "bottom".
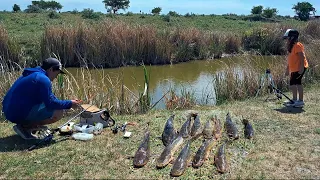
{"left": 2, "top": 57, "right": 82, "bottom": 139}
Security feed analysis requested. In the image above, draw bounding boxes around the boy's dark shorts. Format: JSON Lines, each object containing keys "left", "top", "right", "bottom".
{"left": 290, "top": 68, "right": 307, "bottom": 85}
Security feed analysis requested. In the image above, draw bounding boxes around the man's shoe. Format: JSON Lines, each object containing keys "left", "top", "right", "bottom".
{"left": 13, "top": 125, "right": 49, "bottom": 140}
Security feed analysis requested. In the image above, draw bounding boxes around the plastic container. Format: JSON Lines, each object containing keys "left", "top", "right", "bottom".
{"left": 73, "top": 124, "right": 95, "bottom": 134}
{"left": 93, "top": 123, "right": 104, "bottom": 135}
{"left": 72, "top": 133, "right": 94, "bottom": 141}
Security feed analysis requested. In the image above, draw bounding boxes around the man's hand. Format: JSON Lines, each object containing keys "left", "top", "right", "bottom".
{"left": 71, "top": 99, "right": 82, "bottom": 109}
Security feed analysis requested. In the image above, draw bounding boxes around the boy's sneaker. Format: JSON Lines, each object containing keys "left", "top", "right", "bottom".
{"left": 294, "top": 100, "right": 305, "bottom": 107}
{"left": 283, "top": 100, "right": 297, "bottom": 107}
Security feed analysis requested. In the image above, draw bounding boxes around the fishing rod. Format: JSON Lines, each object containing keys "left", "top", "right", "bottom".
{"left": 58, "top": 104, "right": 93, "bottom": 129}
{"left": 269, "top": 84, "right": 295, "bottom": 104}
{"left": 26, "top": 104, "right": 94, "bottom": 151}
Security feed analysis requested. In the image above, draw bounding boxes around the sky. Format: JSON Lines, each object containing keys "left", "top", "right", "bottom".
{"left": 1, "top": 0, "right": 319, "bottom": 16}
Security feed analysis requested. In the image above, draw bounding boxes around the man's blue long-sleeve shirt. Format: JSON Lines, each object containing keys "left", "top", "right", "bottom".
{"left": 2, "top": 66, "right": 72, "bottom": 123}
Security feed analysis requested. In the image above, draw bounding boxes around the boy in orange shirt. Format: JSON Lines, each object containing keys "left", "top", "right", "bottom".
{"left": 283, "top": 29, "right": 309, "bottom": 107}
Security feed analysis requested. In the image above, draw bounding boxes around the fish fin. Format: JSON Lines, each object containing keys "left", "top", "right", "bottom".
{"left": 169, "top": 157, "right": 176, "bottom": 164}
{"left": 187, "top": 161, "right": 193, "bottom": 167}
{"left": 147, "top": 121, "right": 150, "bottom": 130}
{"left": 187, "top": 155, "right": 193, "bottom": 167}
{"left": 190, "top": 133, "right": 201, "bottom": 142}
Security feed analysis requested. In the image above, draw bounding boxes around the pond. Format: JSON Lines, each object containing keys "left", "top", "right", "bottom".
{"left": 66, "top": 55, "right": 281, "bottom": 109}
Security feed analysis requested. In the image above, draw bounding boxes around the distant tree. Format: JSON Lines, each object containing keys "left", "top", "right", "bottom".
{"left": 46, "top": 1, "right": 63, "bottom": 11}
{"left": 31, "top": 0, "right": 62, "bottom": 11}
{"left": 262, "top": 7, "right": 278, "bottom": 18}
{"left": 71, "top": 9, "right": 79, "bottom": 14}
{"left": 151, "top": 7, "right": 161, "bottom": 15}
{"left": 24, "top": 5, "right": 43, "bottom": 13}
{"left": 31, "top": 0, "right": 46, "bottom": 9}
{"left": 251, "top": 5, "right": 263, "bottom": 14}
{"left": 102, "top": 0, "right": 130, "bottom": 14}
{"left": 292, "top": 2, "right": 316, "bottom": 21}
{"left": 12, "top": 4, "right": 21, "bottom": 12}
{"left": 168, "top": 11, "right": 180, "bottom": 17}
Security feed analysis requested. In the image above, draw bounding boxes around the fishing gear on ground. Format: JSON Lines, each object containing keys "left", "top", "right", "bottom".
{"left": 26, "top": 104, "right": 117, "bottom": 151}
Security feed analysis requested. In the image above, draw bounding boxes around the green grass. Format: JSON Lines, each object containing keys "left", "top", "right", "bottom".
{"left": 1, "top": 84, "right": 319, "bottom": 179}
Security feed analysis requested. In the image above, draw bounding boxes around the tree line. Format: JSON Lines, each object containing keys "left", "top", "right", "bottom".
{"left": 251, "top": 2, "right": 316, "bottom": 21}
{"left": 10, "top": 0, "right": 317, "bottom": 21}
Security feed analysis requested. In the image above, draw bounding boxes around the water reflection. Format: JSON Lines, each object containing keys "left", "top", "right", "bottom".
{"left": 66, "top": 55, "right": 279, "bottom": 109}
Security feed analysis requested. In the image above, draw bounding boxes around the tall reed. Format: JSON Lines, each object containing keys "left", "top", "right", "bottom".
{"left": 41, "top": 21, "right": 174, "bottom": 68}
{"left": 53, "top": 66, "right": 151, "bottom": 115}
{"left": 40, "top": 21, "right": 238, "bottom": 67}
{"left": 242, "top": 25, "right": 286, "bottom": 55}
{"left": 213, "top": 55, "right": 288, "bottom": 104}
{"left": 0, "top": 25, "right": 20, "bottom": 67}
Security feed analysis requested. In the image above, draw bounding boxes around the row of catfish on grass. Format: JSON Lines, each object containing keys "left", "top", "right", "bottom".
{"left": 133, "top": 112, "right": 254, "bottom": 177}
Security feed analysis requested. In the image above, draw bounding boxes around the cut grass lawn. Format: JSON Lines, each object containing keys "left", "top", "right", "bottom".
{"left": 0, "top": 84, "right": 319, "bottom": 179}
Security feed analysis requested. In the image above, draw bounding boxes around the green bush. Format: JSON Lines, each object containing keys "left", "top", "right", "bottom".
{"left": 242, "top": 14, "right": 264, "bottom": 21}
{"left": 48, "top": 11, "right": 60, "bottom": 19}
{"left": 81, "top": 8, "right": 100, "bottom": 19}
{"left": 168, "top": 11, "right": 180, "bottom": 17}
{"left": 184, "top": 13, "right": 195, "bottom": 18}
{"left": 242, "top": 27, "right": 286, "bottom": 55}
{"left": 71, "top": 9, "right": 78, "bottom": 14}
{"left": 106, "top": 13, "right": 116, "bottom": 18}
{"left": 126, "top": 11, "right": 133, "bottom": 16}
{"left": 162, "top": 15, "right": 171, "bottom": 22}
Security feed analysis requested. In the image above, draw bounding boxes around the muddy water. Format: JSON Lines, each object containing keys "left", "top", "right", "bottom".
{"left": 66, "top": 55, "right": 280, "bottom": 109}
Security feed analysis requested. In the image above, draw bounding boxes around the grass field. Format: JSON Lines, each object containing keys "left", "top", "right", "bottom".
{"left": 1, "top": 84, "right": 319, "bottom": 179}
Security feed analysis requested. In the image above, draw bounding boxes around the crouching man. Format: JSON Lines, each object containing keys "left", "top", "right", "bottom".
{"left": 2, "top": 57, "right": 81, "bottom": 139}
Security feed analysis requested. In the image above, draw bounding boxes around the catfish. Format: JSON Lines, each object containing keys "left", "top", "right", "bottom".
{"left": 170, "top": 141, "right": 191, "bottom": 177}
{"left": 162, "top": 115, "right": 178, "bottom": 146}
{"left": 243, "top": 119, "right": 254, "bottom": 139}
{"left": 214, "top": 143, "right": 229, "bottom": 173}
{"left": 225, "top": 113, "right": 239, "bottom": 140}
{"left": 133, "top": 130, "right": 150, "bottom": 168}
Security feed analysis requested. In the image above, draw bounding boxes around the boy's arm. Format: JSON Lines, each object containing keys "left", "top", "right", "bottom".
{"left": 297, "top": 52, "right": 305, "bottom": 74}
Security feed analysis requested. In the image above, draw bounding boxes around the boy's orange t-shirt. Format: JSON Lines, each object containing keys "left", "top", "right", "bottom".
{"left": 288, "top": 42, "right": 309, "bottom": 73}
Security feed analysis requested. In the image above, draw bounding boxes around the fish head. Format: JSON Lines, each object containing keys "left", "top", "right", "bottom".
{"left": 226, "top": 112, "right": 231, "bottom": 122}
{"left": 242, "top": 119, "right": 249, "bottom": 125}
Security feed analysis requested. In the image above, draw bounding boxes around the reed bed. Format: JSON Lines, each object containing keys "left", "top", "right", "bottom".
{"left": 0, "top": 25, "right": 20, "bottom": 68}
{"left": 41, "top": 21, "right": 173, "bottom": 68}
{"left": 164, "top": 87, "right": 197, "bottom": 110}
{"left": 41, "top": 22, "right": 314, "bottom": 68}
{"left": 40, "top": 21, "right": 257, "bottom": 68}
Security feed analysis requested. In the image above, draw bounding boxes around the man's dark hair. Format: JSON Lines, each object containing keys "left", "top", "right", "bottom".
{"left": 41, "top": 57, "right": 66, "bottom": 74}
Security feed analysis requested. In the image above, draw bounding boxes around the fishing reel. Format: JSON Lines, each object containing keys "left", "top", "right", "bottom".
{"left": 112, "top": 122, "right": 127, "bottom": 134}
